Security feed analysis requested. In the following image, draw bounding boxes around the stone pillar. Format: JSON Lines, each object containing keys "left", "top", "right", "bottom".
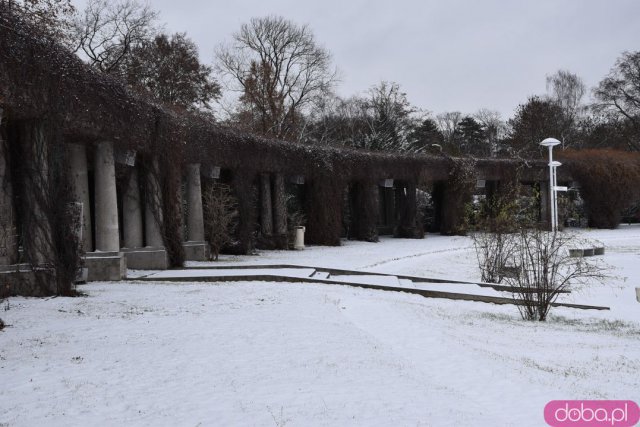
{"left": 484, "top": 180, "right": 498, "bottom": 219}
{"left": 21, "top": 120, "right": 54, "bottom": 266}
{"left": 0, "top": 107, "right": 18, "bottom": 265}
{"left": 260, "top": 173, "right": 273, "bottom": 236}
{"left": 271, "top": 173, "right": 288, "bottom": 249}
{"left": 232, "top": 174, "right": 258, "bottom": 254}
{"left": 273, "top": 173, "right": 287, "bottom": 236}
{"left": 120, "top": 163, "right": 169, "bottom": 269}
{"left": 68, "top": 143, "right": 93, "bottom": 251}
{"left": 351, "top": 181, "right": 379, "bottom": 242}
{"left": 144, "top": 157, "right": 164, "bottom": 247}
{"left": 394, "top": 180, "right": 421, "bottom": 238}
{"left": 382, "top": 186, "right": 395, "bottom": 230}
{"left": 123, "top": 168, "right": 144, "bottom": 248}
{"left": 539, "top": 181, "right": 550, "bottom": 228}
{"left": 94, "top": 141, "right": 120, "bottom": 252}
{"left": 186, "top": 163, "right": 205, "bottom": 242}
{"left": 431, "top": 181, "right": 445, "bottom": 233}
{"left": 305, "top": 176, "right": 343, "bottom": 246}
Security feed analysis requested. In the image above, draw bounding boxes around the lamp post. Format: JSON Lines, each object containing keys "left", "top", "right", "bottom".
{"left": 550, "top": 160, "right": 562, "bottom": 232}
{"left": 540, "top": 138, "right": 561, "bottom": 232}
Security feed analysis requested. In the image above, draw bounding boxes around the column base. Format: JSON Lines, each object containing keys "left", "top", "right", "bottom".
{"left": 121, "top": 247, "right": 169, "bottom": 270}
{"left": 85, "top": 251, "right": 127, "bottom": 281}
{"left": 182, "top": 241, "right": 210, "bottom": 261}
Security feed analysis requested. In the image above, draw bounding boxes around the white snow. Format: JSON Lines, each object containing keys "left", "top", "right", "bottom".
{"left": 1, "top": 226, "right": 639, "bottom": 426}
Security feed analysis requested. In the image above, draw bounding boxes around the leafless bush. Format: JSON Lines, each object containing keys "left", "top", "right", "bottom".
{"left": 202, "top": 182, "right": 238, "bottom": 260}
{"left": 471, "top": 230, "right": 517, "bottom": 284}
{"left": 504, "top": 228, "right": 608, "bottom": 321}
{"left": 470, "top": 177, "right": 522, "bottom": 283}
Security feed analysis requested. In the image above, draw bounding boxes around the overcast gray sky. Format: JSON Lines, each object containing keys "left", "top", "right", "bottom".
{"left": 73, "top": 0, "right": 640, "bottom": 119}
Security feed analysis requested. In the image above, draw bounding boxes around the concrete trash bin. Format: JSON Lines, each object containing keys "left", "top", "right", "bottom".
{"left": 294, "top": 226, "right": 306, "bottom": 250}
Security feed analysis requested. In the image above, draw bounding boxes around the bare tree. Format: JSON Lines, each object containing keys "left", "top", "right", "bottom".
{"left": 303, "top": 94, "right": 371, "bottom": 148}
{"left": 546, "top": 69, "right": 586, "bottom": 149}
{"left": 506, "top": 96, "right": 564, "bottom": 157}
{"left": 71, "top": 0, "right": 159, "bottom": 74}
{"left": 362, "top": 81, "right": 417, "bottom": 151}
{"left": 3, "top": 0, "right": 76, "bottom": 47}
{"left": 436, "top": 111, "right": 463, "bottom": 146}
{"left": 474, "top": 108, "right": 506, "bottom": 157}
{"left": 216, "top": 16, "right": 338, "bottom": 141}
{"left": 302, "top": 82, "right": 420, "bottom": 153}
{"left": 593, "top": 51, "right": 640, "bottom": 151}
{"left": 122, "top": 32, "right": 221, "bottom": 111}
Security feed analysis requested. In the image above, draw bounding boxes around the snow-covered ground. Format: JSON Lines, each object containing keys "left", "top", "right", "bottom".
{"left": 1, "top": 226, "right": 639, "bottom": 426}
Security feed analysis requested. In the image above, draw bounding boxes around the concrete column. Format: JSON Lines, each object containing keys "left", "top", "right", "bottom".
{"left": 20, "top": 120, "right": 53, "bottom": 266}
{"left": 273, "top": 173, "right": 287, "bottom": 236}
{"left": 123, "top": 168, "right": 144, "bottom": 248}
{"left": 394, "top": 180, "right": 420, "bottom": 238}
{"left": 94, "top": 141, "right": 120, "bottom": 252}
{"left": 144, "top": 157, "right": 164, "bottom": 247}
{"left": 305, "top": 177, "right": 343, "bottom": 246}
{"left": 260, "top": 173, "right": 273, "bottom": 236}
{"left": 0, "top": 107, "right": 18, "bottom": 265}
{"left": 186, "top": 163, "right": 205, "bottom": 242}
{"left": 384, "top": 186, "right": 395, "bottom": 229}
{"left": 539, "top": 181, "right": 550, "bottom": 226}
{"left": 352, "top": 181, "right": 379, "bottom": 242}
{"left": 233, "top": 174, "right": 258, "bottom": 254}
{"left": 68, "top": 143, "right": 93, "bottom": 251}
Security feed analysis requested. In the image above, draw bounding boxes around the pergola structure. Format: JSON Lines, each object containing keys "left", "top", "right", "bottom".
{"left": 0, "top": 5, "right": 571, "bottom": 295}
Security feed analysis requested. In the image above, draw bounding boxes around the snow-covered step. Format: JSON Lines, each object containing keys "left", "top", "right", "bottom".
{"left": 331, "top": 274, "right": 401, "bottom": 287}
{"left": 398, "top": 278, "right": 414, "bottom": 288}
{"left": 145, "top": 268, "right": 317, "bottom": 280}
{"left": 312, "top": 271, "right": 330, "bottom": 279}
{"left": 397, "top": 278, "right": 510, "bottom": 298}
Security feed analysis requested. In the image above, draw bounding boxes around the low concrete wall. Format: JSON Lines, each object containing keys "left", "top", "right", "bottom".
{"left": 182, "top": 241, "right": 210, "bottom": 262}
{"left": 121, "top": 247, "right": 168, "bottom": 270}
{"left": 0, "top": 265, "right": 56, "bottom": 297}
{"left": 85, "top": 252, "right": 126, "bottom": 281}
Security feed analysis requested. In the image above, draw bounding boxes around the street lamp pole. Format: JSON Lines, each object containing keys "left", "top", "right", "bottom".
{"left": 540, "top": 138, "right": 561, "bottom": 232}
{"left": 550, "top": 160, "right": 562, "bottom": 232}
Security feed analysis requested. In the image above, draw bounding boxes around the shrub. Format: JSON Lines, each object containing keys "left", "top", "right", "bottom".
{"left": 470, "top": 177, "right": 522, "bottom": 283}
{"left": 202, "top": 182, "right": 238, "bottom": 260}
{"left": 504, "top": 228, "right": 608, "bottom": 321}
{"left": 561, "top": 149, "right": 640, "bottom": 228}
